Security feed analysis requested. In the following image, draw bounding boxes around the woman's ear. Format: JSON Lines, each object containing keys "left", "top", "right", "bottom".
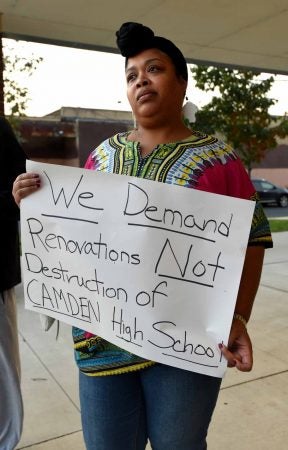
{"left": 180, "top": 79, "right": 188, "bottom": 96}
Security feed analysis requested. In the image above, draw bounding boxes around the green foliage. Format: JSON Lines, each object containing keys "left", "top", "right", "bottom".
{"left": 190, "top": 66, "right": 288, "bottom": 173}
{"left": 3, "top": 42, "right": 43, "bottom": 117}
{"left": 268, "top": 219, "right": 288, "bottom": 233}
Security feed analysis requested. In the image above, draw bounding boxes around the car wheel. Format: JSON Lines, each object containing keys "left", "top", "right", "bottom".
{"left": 278, "top": 195, "right": 288, "bottom": 208}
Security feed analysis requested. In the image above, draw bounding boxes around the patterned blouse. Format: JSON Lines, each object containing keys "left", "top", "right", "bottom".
{"left": 73, "top": 130, "right": 273, "bottom": 376}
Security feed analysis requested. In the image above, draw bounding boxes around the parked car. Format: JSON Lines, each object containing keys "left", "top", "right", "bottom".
{"left": 252, "top": 178, "right": 288, "bottom": 208}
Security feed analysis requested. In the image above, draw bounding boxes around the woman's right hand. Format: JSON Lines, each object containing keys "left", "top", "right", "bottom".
{"left": 12, "top": 172, "right": 41, "bottom": 206}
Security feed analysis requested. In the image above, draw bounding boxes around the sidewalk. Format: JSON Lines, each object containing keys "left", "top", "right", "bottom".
{"left": 15, "top": 232, "right": 288, "bottom": 450}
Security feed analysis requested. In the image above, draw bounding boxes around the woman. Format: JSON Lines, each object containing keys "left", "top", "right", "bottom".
{"left": 13, "top": 22, "right": 272, "bottom": 450}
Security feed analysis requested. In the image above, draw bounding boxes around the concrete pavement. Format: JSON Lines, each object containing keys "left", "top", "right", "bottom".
{"left": 15, "top": 232, "right": 288, "bottom": 450}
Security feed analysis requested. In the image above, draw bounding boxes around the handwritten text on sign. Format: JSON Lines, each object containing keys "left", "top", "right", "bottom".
{"left": 21, "top": 161, "right": 255, "bottom": 378}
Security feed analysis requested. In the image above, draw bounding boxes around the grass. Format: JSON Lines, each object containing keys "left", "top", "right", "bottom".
{"left": 268, "top": 219, "right": 288, "bottom": 233}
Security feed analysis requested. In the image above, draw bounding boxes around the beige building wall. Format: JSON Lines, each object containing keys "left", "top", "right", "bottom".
{"left": 251, "top": 168, "right": 288, "bottom": 188}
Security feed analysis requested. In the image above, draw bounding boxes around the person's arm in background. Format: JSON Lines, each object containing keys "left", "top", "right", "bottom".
{"left": 0, "top": 118, "right": 26, "bottom": 217}
{"left": 0, "top": 118, "right": 27, "bottom": 292}
{"left": 220, "top": 245, "right": 265, "bottom": 371}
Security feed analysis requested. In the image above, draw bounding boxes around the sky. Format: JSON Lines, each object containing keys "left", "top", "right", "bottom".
{"left": 3, "top": 38, "right": 288, "bottom": 118}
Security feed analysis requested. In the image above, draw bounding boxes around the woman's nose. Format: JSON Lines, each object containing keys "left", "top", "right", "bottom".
{"left": 136, "top": 76, "right": 149, "bottom": 88}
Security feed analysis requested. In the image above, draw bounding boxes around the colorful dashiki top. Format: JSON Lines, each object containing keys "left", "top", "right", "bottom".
{"left": 73, "top": 130, "right": 273, "bottom": 376}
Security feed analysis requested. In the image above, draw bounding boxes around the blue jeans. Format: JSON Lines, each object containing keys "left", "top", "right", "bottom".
{"left": 0, "top": 290, "right": 23, "bottom": 450}
{"left": 79, "top": 364, "right": 221, "bottom": 450}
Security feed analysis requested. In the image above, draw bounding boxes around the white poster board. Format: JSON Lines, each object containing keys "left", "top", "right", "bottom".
{"left": 21, "top": 161, "right": 255, "bottom": 378}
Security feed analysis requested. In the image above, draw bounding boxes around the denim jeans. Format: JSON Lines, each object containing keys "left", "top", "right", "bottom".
{"left": 0, "top": 289, "right": 23, "bottom": 450}
{"left": 79, "top": 363, "right": 221, "bottom": 450}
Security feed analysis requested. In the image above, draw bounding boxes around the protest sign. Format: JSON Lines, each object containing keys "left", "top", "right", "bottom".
{"left": 21, "top": 160, "right": 255, "bottom": 377}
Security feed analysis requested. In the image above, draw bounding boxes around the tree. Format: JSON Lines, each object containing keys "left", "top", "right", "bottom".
{"left": 190, "top": 66, "right": 288, "bottom": 175}
{"left": 2, "top": 39, "right": 43, "bottom": 120}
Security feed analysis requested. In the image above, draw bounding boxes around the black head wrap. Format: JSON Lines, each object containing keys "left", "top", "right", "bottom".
{"left": 116, "top": 22, "right": 188, "bottom": 81}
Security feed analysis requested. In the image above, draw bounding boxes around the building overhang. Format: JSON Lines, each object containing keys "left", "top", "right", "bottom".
{"left": 1, "top": 1, "right": 288, "bottom": 75}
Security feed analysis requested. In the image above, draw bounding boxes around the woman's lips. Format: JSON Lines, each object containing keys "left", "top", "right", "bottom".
{"left": 137, "top": 90, "right": 156, "bottom": 102}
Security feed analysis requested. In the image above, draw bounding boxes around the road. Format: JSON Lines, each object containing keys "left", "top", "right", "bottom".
{"left": 263, "top": 205, "right": 288, "bottom": 218}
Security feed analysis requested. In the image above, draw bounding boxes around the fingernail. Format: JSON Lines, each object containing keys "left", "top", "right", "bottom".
{"left": 218, "top": 343, "right": 223, "bottom": 349}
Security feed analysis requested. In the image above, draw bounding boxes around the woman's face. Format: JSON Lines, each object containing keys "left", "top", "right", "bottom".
{"left": 125, "top": 48, "right": 187, "bottom": 122}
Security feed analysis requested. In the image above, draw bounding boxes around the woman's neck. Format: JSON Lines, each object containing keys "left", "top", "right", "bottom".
{"left": 129, "top": 121, "right": 192, "bottom": 157}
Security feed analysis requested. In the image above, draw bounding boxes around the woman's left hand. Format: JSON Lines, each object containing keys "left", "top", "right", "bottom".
{"left": 219, "top": 320, "right": 253, "bottom": 372}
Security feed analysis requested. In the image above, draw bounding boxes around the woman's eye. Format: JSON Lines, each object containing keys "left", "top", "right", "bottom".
{"left": 127, "top": 73, "right": 136, "bottom": 83}
{"left": 148, "top": 65, "right": 160, "bottom": 72}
